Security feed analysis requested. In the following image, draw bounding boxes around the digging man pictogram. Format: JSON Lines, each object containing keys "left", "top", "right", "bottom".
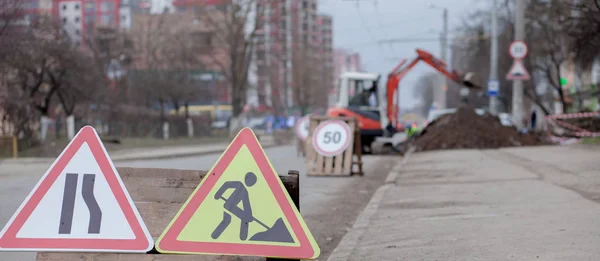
{"left": 212, "top": 172, "right": 256, "bottom": 240}
{"left": 211, "top": 172, "right": 294, "bottom": 243}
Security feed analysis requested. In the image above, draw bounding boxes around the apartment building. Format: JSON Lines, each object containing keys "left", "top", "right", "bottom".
{"left": 255, "top": 0, "right": 326, "bottom": 111}
{"left": 8, "top": 0, "right": 53, "bottom": 29}
{"left": 315, "top": 14, "right": 334, "bottom": 109}
{"left": 53, "top": 0, "right": 131, "bottom": 47}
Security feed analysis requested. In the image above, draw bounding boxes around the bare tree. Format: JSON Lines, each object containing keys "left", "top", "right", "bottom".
{"left": 292, "top": 46, "right": 321, "bottom": 115}
{"left": 564, "top": 0, "right": 600, "bottom": 68}
{"left": 453, "top": 0, "right": 563, "bottom": 115}
{"left": 0, "top": 0, "right": 22, "bottom": 57}
{"left": 526, "top": 0, "right": 573, "bottom": 113}
{"left": 194, "top": 1, "right": 263, "bottom": 135}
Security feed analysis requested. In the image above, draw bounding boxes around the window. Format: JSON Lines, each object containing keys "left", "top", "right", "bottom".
{"left": 85, "top": 2, "right": 95, "bottom": 12}
{"left": 302, "top": 1, "right": 308, "bottom": 9}
{"left": 205, "top": 34, "right": 213, "bottom": 46}
{"left": 62, "top": 4, "right": 67, "bottom": 10}
{"left": 101, "top": 2, "right": 115, "bottom": 12}
{"left": 62, "top": 17, "right": 67, "bottom": 24}
{"left": 100, "top": 14, "right": 115, "bottom": 25}
{"left": 75, "top": 29, "right": 80, "bottom": 35}
{"left": 86, "top": 15, "right": 96, "bottom": 24}
{"left": 302, "top": 23, "right": 308, "bottom": 30}
{"left": 74, "top": 4, "right": 80, "bottom": 10}
{"left": 75, "top": 16, "right": 80, "bottom": 22}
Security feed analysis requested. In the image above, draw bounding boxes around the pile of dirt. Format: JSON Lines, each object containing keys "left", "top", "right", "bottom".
{"left": 414, "top": 107, "right": 546, "bottom": 152}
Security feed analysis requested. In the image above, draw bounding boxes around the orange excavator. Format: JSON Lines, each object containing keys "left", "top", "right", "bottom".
{"left": 327, "top": 48, "right": 480, "bottom": 154}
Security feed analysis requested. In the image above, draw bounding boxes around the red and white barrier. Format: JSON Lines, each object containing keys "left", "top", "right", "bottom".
{"left": 547, "top": 134, "right": 581, "bottom": 145}
{"left": 544, "top": 112, "right": 600, "bottom": 143}
{"left": 545, "top": 112, "right": 600, "bottom": 120}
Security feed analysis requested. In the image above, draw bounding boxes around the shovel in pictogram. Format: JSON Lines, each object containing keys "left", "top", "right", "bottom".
{"left": 217, "top": 195, "right": 294, "bottom": 243}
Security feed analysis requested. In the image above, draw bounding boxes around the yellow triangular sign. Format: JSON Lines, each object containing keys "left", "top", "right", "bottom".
{"left": 156, "top": 128, "right": 320, "bottom": 259}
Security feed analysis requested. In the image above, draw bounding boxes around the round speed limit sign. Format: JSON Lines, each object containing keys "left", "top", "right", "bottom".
{"left": 312, "top": 120, "right": 352, "bottom": 157}
{"left": 295, "top": 116, "right": 310, "bottom": 140}
{"left": 509, "top": 41, "right": 528, "bottom": 59}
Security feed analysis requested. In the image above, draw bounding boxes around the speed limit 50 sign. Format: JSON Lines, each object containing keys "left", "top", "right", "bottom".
{"left": 312, "top": 120, "right": 352, "bottom": 157}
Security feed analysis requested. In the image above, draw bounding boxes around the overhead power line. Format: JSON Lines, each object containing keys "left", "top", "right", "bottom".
{"left": 378, "top": 34, "right": 491, "bottom": 44}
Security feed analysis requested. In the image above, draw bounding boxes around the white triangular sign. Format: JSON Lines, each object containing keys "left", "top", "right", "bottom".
{"left": 506, "top": 59, "right": 530, "bottom": 80}
{"left": 0, "top": 126, "right": 153, "bottom": 253}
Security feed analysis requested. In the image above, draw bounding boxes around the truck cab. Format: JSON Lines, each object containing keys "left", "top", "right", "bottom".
{"left": 327, "top": 72, "right": 390, "bottom": 153}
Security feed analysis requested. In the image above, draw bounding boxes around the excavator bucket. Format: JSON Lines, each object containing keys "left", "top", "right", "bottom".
{"left": 461, "top": 72, "right": 483, "bottom": 90}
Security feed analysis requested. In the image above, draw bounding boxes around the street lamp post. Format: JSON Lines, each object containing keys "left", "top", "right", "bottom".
{"left": 489, "top": 0, "right": 500, "bottom": 115}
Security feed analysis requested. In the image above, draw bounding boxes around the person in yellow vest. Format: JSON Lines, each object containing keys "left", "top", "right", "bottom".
{"left": 405, "top": 123, "right": 419, "bottom": 138}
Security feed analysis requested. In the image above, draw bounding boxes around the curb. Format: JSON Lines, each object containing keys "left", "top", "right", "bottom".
{"left": 111, "top": 142, "right": 287, "bottom": 162}
{"left": 0, "top": 142, "right": 290, "bottom": 165}
{"left": 326, "top": 148, "right": 414, "bottom": 261}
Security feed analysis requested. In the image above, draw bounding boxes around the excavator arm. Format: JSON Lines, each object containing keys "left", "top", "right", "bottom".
{"left": 385, "top": 49, "right": 481, "bottom": 131}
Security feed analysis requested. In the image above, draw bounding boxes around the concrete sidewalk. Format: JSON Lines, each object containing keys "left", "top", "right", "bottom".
{"left": 329, "top": 145, "right": 600, "bottom": 261}
{"left": 1, "top": 135, "right": 281, "bottom": 165}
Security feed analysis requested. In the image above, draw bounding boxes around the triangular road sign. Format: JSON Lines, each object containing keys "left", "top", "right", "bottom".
{"left": 0, "top": 126, "right": 153, "bottom": 253}
{"left": 156, "top": 128, "right": 319, "bottom": 259}
{"left": 506, "top": 59, "right": 530, "bottom": 80}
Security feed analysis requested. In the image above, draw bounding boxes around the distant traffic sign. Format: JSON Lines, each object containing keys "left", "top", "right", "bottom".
{"left": 487, "top": 80, "right": 499, "bottom": 97}
{"left": 509, "top": 41, "right": 528, "bottom": 59}
{"left": 0, "top": 126, "right": 153, "bottom": 253}
{"left": 295, "top": 116, "right": 310, "bottom": 141}
{"left": 156, "top": 128, "right": 320, "bottom": 259}
{"left": 312, "top": 120, "right": 352, "bottom": 157}
{"left": 506, "top": 59, "right": 530, "bottom": 80}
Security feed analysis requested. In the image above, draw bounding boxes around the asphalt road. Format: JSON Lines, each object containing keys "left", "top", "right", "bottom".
{"left": 0, "top": 145, "right": 398, "bottom": 261}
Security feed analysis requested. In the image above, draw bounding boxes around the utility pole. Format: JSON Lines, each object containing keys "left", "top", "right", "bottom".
{"left": 439, "top": 8, "right": 448, "bottom": 109}
{"left": 512, "top": 0, "right": 525, "bottom": 128}
{"left": 489, "top": 0, "right": 499, "bottom": 115}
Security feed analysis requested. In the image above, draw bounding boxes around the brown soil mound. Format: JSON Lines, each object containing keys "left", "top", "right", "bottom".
{"left": 414, "top": 107, "right": 546, "bottom": 152}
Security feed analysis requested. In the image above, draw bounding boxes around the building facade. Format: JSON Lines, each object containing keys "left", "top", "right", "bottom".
{"left": 255, "top": 0, "right": 329, "bottom": 112}
{"left": 314, "top": 14, "right": 334, "bottom": 110}
{"left": 52, "top": 0, "right": 131, "bottom": 47}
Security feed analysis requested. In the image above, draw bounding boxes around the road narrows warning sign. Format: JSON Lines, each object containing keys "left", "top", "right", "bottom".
{"left": 0, "top": 126, "right": 153, "bottom": 253}
{"left": 156, "top": 128, "right": 319, "bottom": 259}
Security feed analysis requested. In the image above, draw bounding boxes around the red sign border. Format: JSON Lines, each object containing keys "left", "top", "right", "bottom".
{"left": 509, "top": 40, "right": 528, "bottom": 59}
{"left": 156, "top": 128, "right": 315, "bottom": 259}
{"left": 312, "top": 120, "right": 352, "bottom": 157}
{"left": 0, "top": 126, "right": 152, "bottom": 252}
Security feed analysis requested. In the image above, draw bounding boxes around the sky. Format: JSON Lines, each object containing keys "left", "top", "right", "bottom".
{"left": 319, "top": 0, "right": 488, "bottom": 109}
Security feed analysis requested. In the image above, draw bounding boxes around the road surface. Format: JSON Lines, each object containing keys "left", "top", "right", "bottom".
{"left": 0, "top": 145, "right": 397, "bottom": 261}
